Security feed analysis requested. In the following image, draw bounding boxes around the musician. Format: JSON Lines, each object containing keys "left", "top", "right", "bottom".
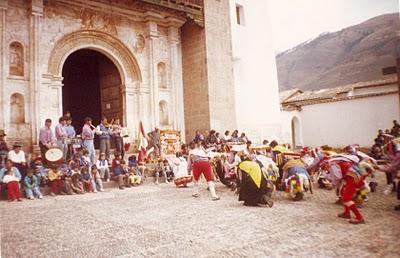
{"left": 111, "top": 119, "right": 124, "bottom": 159}
{"left": 96, "top": 117, "right": 112, "bottom": 160}
{"left": 0, "top": 129, "right": 9, "bottom": 169}
{"left": 39, "top": 119, "right": 55, "bottom": 161}
{"left": 55, "top": 116, "right": 68, "bottom": 161}
{"left": 81, "top": 117, "right": 96, "bottom": 165}
{"left": 65, "top": 117, "right": 76, "bottom": 160}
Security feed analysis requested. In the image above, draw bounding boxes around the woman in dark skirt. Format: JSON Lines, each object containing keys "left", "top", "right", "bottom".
{"left": 238, "top": 159, "right": 274, "bottom": 207}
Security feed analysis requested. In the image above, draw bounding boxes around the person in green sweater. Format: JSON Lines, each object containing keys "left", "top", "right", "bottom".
{"left": 24, "top": 169, "right": 43, "bottom": 200}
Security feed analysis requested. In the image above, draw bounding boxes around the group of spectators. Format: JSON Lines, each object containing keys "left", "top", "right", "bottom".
{"left": 370, "top": 120, "right": 400, "bottom": 160}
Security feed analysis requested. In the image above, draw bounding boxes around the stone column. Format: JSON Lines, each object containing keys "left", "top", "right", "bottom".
{"left": 123, "top": 81, "right": 139, "bottom": 136}
{"left": 29, "top": 0, "right": 43, "bottom": 146}
{"left": 167, "top": 20, "right": 185, "bottom": 137}
{"left": 0, "top": 1, "right": 7, "bottom": 129}
{"left": 146, "top": 21, "right": 159, "bottom": 128}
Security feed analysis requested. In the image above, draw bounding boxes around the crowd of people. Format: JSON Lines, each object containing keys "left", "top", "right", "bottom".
{"left": 1, "top": 114, "right": 399, "bottom": 225}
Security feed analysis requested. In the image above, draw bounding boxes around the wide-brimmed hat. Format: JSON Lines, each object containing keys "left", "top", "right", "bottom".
{"left": 13, "top": 142, "right": 22, "bottom": 148}
{"left": 0, "top": 129, "right": 6, "bottom": 136}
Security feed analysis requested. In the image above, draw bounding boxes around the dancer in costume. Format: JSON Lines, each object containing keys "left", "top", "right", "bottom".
{"left": 189, "top": 140, "right": 220, "bottom": 201}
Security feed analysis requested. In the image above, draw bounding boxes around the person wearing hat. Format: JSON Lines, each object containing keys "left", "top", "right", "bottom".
{"left": 7, "top": 143, "right": 27, "bottom": 177}
{"left": 0, "top": 130, "right": 9, "bottom": 169}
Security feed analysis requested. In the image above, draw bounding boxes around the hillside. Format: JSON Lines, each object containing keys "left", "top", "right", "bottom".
{"left": 276, "top": 13, "right": 399, "bottom": 91}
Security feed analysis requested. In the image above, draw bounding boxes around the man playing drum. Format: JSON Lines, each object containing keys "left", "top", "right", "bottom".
{"left": 39, "top": 119, "right": 55, "bottom": 161}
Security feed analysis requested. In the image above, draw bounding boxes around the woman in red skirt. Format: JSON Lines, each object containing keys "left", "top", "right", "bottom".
{"left": 189, "top": 141, "right": 220, "bottom": 201}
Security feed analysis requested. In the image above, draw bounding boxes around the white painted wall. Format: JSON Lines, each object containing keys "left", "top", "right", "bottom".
{"left": 229, "top": 0, "right": 282, "bottom": 144}
{"left": 283, "top": 93, "right": 400, "bottom": 147}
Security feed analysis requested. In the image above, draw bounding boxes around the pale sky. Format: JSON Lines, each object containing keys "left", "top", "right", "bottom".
{"left": 268, "top": 0, "right": 399, "bottom": 52}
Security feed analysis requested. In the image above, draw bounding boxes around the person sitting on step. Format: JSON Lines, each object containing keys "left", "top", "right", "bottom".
{"left": 24, "top": 169, "right": 43, "bottom": 200}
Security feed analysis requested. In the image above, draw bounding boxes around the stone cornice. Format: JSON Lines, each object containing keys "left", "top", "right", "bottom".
{"left": 52, "top": 0, "right": 188, "bottom": 28}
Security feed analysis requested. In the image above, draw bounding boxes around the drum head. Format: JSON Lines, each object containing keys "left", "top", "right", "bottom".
{"left": 46, "top": 148, "right": 63, "bottom": 162}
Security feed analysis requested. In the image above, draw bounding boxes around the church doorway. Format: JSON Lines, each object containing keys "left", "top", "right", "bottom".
{"left": 62, "top": 49, "right": 123, "bottom": 134}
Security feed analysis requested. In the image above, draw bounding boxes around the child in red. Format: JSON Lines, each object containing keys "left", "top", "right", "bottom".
{"left": 337, "top": 161, "right": 365, "bottom": 224}
{"left": 48, "top": 166, "right": 65, "bottom": 196}
{"left": 3, "top": 169, "right": 22, "bottom": 201}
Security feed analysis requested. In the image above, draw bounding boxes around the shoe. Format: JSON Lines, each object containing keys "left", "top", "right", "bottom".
{"left": 59, "top": 191, "right": 66, "bottom": 195}
{"left": 349, "top": 219, "right": 365, "bottom": 224}
{"left": 165, "top": 181, "right": 169, "bottom": 184}
{"left": 29, "top": 196, "right": 34, "bottom": 200}
{"left": 17, "top": 198, "right": 22, "bottom": 202}
{"left": 38, "top": 195, "right": 43, "bottom": 199}
{"left": 106, "top": 179, "right": 110, "bottom": 182}
{"left": 212, "top": 196, "right": 220, "bottom": 201}
{"left": 99, "top": 188, "right": 104, "bottom": 192}
{"left": 192, "top": 193, "right": 199, "bottom": 198}
{"left": 93, "top": 189, "right": 98, "bottom": 193}
{"left": 50, "top": 192, "right": 56, "bottom": 197}
{"left": 119, "top": 186, "right": 125, "bottom": 190}
{"left": 126, "top": 185, "right": 131, "bottom": 188}
{"left": 337, "top": 213, "right": 351, "bottom": 219}
{"left": 155, "top": 182, "right": 159, "bottom": 185}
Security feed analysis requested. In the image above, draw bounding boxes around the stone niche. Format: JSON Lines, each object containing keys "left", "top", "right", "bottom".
{"left": 157, "top": 62, "right": 167, "bottom": 89}
{"left": 9, "top": 42, "right": 24, "bottom": 76}
{"left": 10, "top": 93, "right": 25, "bottom": 124}
{"left": 159, "top": 100, "right": 169, "bottom": 126}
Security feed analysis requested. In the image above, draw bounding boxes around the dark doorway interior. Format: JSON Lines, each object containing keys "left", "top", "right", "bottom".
{"left": 62, "top": 49, "right": 122, "bottom": 135}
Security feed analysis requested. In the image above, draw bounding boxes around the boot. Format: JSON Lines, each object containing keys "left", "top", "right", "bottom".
{"left": 192, "top": 181, "right": 199, "bottom": 198}
{"left": 208, "top": 181, "right": 220, "bottom": 201}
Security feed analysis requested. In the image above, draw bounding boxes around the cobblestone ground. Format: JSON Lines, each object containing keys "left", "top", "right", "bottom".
{"left": 1, "top": 173, "right": 399, "bottom": 258}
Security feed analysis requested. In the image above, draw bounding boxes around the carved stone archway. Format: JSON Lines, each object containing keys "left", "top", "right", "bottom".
{"left": 48, "top": 30, "right": 142, "bottom": 83}
{"left": 45, "top": 30, "right": 142, "bottom": 133}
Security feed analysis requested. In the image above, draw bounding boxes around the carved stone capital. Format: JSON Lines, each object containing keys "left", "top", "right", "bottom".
{"left": 168, "top": 26, "right": 180, "bottom": 44}
{"left": 0, "top": 0, "right": 8, "bottom": 10}
{"left": 146, "top": 20, "right": 159, "bottom": 39}
{"left": 30, "top": 0, "right": 43, "bottom": 16}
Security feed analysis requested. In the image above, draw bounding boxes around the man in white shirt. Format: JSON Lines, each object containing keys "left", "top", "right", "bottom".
{"left": 8, "top": 143, "right": 27, "bottom": 177}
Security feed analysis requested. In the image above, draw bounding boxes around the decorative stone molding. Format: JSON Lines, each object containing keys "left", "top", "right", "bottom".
{"left": 47, "top": 30, "right": 142, "bottom": 83}
{"left": 81, "top": 9, "right": 117, "bottom": 36}
{"left": 134, "top": 34, "right": 146, "bottom": 54}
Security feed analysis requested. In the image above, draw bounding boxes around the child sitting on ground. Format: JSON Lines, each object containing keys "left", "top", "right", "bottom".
{"left": 91, "top": 165, "right": 104, "bottom": 192}
{"left": 96, "top": 153, "right": 110, "bottom": 182}
{"left": 70, "top": 166, "right": 84, "bottom": 194}
{"left": 24, "top": 169, "right": 43, "bottom": 200}
{"left": 31, "top": 156, "right": 48, "bottom": 186}
{"left": 48, "top": 165, "right": 66, "bottom": 196}
{"left": 3, "top": 168, "right": 22, "bottom": 201}
{"left": 112, "top": 157, "right": 130, "bottom": 190}
{"left": 80, "top": 166, "right": 93, "bottom": 193}
{"left": 128, "top": 167, "right": 142, "bottom": 186}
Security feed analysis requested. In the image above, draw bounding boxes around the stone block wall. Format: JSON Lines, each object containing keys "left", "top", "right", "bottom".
{"left": 181, "top": 20, "right": 210, "bottom": 141}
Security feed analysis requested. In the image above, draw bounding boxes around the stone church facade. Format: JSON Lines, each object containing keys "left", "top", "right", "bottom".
{"left": 0, "top": 0, "right": 238, "bottom": 150}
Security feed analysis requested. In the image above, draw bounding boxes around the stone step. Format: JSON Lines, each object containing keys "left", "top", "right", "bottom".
{"left": 37, "top": 176, "right": 169, "bottom": 196}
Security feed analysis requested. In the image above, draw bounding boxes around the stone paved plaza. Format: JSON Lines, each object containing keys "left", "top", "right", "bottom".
{"left": 1, "top": 173, "right": 400, "bottom": 258}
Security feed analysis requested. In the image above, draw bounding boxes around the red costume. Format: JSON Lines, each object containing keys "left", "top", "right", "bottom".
{"left": 337, "top": 161, "right": 365, "bottom": 224}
